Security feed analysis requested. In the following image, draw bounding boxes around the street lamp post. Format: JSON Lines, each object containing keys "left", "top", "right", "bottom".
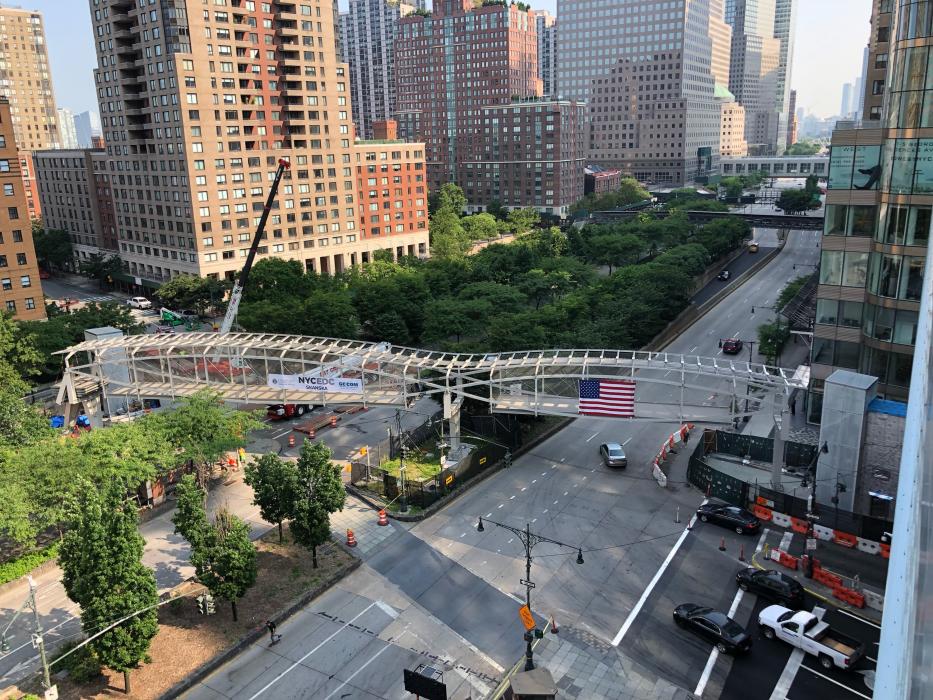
{"left": 394, "top": 409, "right": 408, "bottom": 513}
{"left": 477, "top": 517, "right": 583, "bottom": 671}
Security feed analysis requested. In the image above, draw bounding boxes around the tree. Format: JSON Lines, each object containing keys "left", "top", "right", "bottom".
{"left": 0, "top": 359, "right": 50, "bottom": 450}
{"left": 190, "top": 508, "right": 257, "bottom": 621}
{"left": 79, "top": 253, "right": 124, "bottom": 288}
{"left": 171, "top": 474, "right": 208, "bottom": 547}
{"left": 776, "top": 188, "right": 819, "bottom": 215}
{"left": 156, "top": 274, "right": 227, "bottom": 314}
{"left": 506, "top": 207, "right": 540, "bottom": 233}
{"left": 153, "top": 390, "right": 261, "bottom": 487}
{"left": 569, "top": 178, "right": 651, "bottom": 215}
{"left": 804, "top": 174, "right": 820, "bottom": 195}
{"left": 586, "top": 233, "right": 645, "bottom": 273}
{"left": 32, "top": 228, "right": 73, "bottom": 272}
{"left": 241, "top": 258, "right": 313, "bottom": 304}
{"left": 486, "top": 199, "right": 506, "bottom": 219}
{"left": 429, "top": 209, "right": 471, "bottom": 260}
{"left": 758, "top": 320, "right": 791, "bottom": 364}
{"left": 0, "top": 312, "right": 43, "bottom": 380}
{"left": 720, "top": 176, "right": 745, "bottom": 198}
{"left": 785, "top": 140, "right": 821, "bottom": 156}
{"left": 461, "top": 213, "right": 499, "bottom": 241}
{"left": 290, "top": 441, "right": 346, "bottom": 568}
{"left": 428, "top": 183, "right": 467, "bottom": 215}
{"left": 370, "top": 310, "right": 410, "bottom": 344}
{"left": 421, "top": 298, "right": 483, "bottom": 344}
{"left": 60, "top": 479, "right": 159, "bottom": 694}
{"left": 777, "top": 275, "right": 811, "bottom": 310}
{"left": 244, "top": 453, "right": 299, "bottom": 542}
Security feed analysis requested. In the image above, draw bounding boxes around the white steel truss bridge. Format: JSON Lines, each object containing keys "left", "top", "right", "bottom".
{"left": 56, "top": 332, "right": 808, "bottom": 427}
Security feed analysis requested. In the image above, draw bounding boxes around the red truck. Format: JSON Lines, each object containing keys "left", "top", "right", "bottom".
{"left": 266, "top": 403, "right": 313, "bottom": 420}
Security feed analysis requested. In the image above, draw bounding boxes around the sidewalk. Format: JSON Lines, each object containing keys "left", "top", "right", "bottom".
{"left": 753, "top": 527, "right": 885, "bottom": 624}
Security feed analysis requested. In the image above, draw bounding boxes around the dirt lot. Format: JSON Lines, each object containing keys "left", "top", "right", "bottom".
{"left": 6, "top": 532, "right": 356, "bottom": 700}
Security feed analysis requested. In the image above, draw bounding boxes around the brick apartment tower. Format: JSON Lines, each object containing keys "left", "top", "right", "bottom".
{"left": 0, "top": 98, "right": 45, "bottom": 320}
{"left": 89, "top": 0, "right": 428, "bottom": 290}
{"left": 395, "top": 0, "right": 540, "bottom": 195}
{"left": 0, "top": 6, "right": 60, "bottom": 220}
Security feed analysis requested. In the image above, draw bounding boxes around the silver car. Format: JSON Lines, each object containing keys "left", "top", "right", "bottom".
{"left": 599, "top": 442, "right": 627, "bottom": 468}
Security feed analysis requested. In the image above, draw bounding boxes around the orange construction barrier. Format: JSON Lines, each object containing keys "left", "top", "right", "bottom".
{"left": 880, "top": 543, "right": 891, "bottom": 558}
{"left": 346, "top": 529, "right": 357, "bottom": 547}
{"left": 288, "top": 434, "right": 295, "bottom": 448}
{"left": 778, "top": 552, "right": 798, "bottom": 570}
{"left": 752, "top": 504, "right": 773, "bottom": 521}
{"left": 309, "top": 427, "right": 316, "bottom": 440}
{"left": 330, "top": 415, "right": 338, "bottom": 428}
{"left": 790, "top": 517, "right": 808, "bottom": 534}
{"left": 377, "top": 509, "right": 388, "bottom": 526}
{"left": 833, "top": 531, "right": 858, "bottom": 548}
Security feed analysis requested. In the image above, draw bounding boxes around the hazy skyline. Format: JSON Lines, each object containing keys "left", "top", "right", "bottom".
{"left": 28, "top": 0, "right": 871, "bottom": 120}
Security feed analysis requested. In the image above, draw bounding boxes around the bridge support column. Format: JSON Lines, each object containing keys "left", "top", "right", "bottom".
{"left": 770, "top": 391, "right": 789, "bottom": 490}
{"left": 443, "top": 389, "right": 464, "bottom": 449}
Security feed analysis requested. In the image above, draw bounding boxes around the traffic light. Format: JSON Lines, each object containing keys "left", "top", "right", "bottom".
{"left": 205, "top": 594, "right": 216, "bottom": 615}
{"left": 1, "top": 634, "right": 9, "bottom": 653}
{"left": 197, "top": 594, "right": 206, "bottom": 615}
{"left": 504, "top": 451, "right": 512, "bottom": 469}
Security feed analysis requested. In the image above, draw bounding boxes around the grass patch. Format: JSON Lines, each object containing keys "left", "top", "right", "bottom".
{"left": 0, "top": 542, "right": 59, "bottom": 586}
{"left": 380, "top": 455, "right": 443, "bottom": 481}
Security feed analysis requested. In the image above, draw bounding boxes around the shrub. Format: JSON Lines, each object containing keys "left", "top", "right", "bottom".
{"left": 0, "top": 542, "right": 59, "bottom": 586}
{"left": 52, "top": 640, "right": 103, "bottom": 683}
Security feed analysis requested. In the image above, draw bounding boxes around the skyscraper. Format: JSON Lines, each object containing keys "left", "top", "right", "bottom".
{"left": 57, "top": 108, "right": 79, "bottom": 149}
{"left": 558, "top": 0, "right": 726, "bottom": 185}
{"left": 786, "top": 89, "right": 798, "bottom": 146}
{"left": 773, "top": 0, "right": 797, "bottom": 152}
{"left": 727, "top": 0, "right": 782, "bottom": 154}
{"left": 89, "top": 0, "right": 428, "bottom": 290}
{"left": 862, "top": 0, "right": 893, "bottom": 122}
{"left": 74, "top": 110, "right": 102, "bottom": 148}
{"left": 395, "top": 0, "right": 539, "bottom": 193}
{"left": 533, "top": 11, "right": 558, "bottom": 98}
{"left": 339, "top": 0, "right": 425, "bottom": 141}
{"left": 0, "top": 7, "right": 59, "bottom": 152}
{"left": 840, "top": 82, "right": 854, "bottom": 116}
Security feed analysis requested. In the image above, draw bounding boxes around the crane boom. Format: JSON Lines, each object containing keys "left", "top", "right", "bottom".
{"left": 218, "top": 158, "right": 291, "bottom": 335}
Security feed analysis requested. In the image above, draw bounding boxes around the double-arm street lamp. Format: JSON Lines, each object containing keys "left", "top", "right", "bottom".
{"left": 476, "top": 517, "right": 583, "bottom": 671}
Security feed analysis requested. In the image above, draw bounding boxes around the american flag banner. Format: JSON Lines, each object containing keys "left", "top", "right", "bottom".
{"left": 578, "top": 379, "right": 636, "bottom": 417}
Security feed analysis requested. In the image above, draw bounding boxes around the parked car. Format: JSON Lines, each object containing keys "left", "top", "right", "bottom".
{"left": 758, "top": 605, "right": 864, "bottom": 670}
{"left": 38, "top": 269, "right": 51, "bottom": 280}
{"left": 673, "top": 604, "right": 752, "bottom": 655}
{"left": 127, "top": 296, "right": 153, "bottom": 309}
{"left": 735, "top": 568, "right": 805, "bottom": 608}
{"left": 721, "top": 338, "right": 744, "bottom": 355}
{"left": 599, "top": 442, "right": 628, "bottom": 468}
{"left": 717, "top": 270, "right": 731, "bottom": 281}
{"left": 696, "top": 500, "right": 761, "bottom": 534}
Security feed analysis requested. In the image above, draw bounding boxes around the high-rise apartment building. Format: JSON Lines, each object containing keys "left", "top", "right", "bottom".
{"left": 339, "top": 0, "right": 424, "bottom": 141}
{"left": 811, "top": 0, "right": 932, "bottom": 419}
{"left": 786, "top": 88, "right": 798, "bottom": 146}
{"left": 0, "top": 98, "right": 44, "bottom": 321}
{"left": 57, "top": 108, "right": 80, "bottom": 149}
{"left": 728, "top": 0, "right": 782, "bottom": 154}
{"left": 773, "top": 0, "right": 796, "bottom": 153}
{"left": 718, "top": 88, "right": 748, "bottom": 157}
{"left": 841, "top": 82, "right": 855, "bottom": 117}
{"left": 466, "top": 99, "right": 585, "bottom": 218}
{"left": 0, "top": 7, "right": 59, "bottom": 152}
{"left": 560, "top": 0, "right": 725, "bottom": 185}
{"left": 89, "top": 0, "right": 428, "bottom": 291}
{"left": 74, "top": 110, "right": 102, "bottom": 148}
{"left": 533, "top": 11, "right": 558, "bottom": 98}
{"left": 395, "top": 0, "right": 540, "bottom": 196}
{"left": 863, "top": 0, "right": 893, "bottom": 122}
{"left": 33, "top": 148, "right": 119, "bottom": 267}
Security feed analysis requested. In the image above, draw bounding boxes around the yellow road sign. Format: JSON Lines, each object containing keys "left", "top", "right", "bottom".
{"left": 518, "top": 604, "right": 535, "bottom": 631}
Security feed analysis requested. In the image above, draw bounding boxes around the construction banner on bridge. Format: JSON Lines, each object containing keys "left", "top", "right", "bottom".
{"left": 267, "top": 374, "right": 364, "bottom": 394}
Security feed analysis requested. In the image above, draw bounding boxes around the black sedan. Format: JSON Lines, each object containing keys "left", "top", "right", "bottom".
{"left": 736, "top": 568, "right": 805, "bottom": 608}
{"left": 696, "top": 501, "right": 761, "bottom": 534}
{"left": 673, "top": 604, "right": 752, "bottom": 654}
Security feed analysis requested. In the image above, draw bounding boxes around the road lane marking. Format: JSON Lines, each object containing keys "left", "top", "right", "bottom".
{"left": 247, "top": 602, "right": 377, "bottom": 699}
{"left": 560, "top": 457, "right": 566, "bottom": 462}
{"left": 521, "top": 487, "right": 527, "bottom": 492}
{"left": 486, "top": 513, "right": 492, "bottom": 518}
{"left": 322, "top": 643, "right": 393, "bottom": 700}
{"left": 585, "top": 432, "right": 599, "bottom": 443}
{"left": 510, "top": 495, "right": 515, "bottom": 500}
{"left": 779, "top": 530, "right": 793, "bottom": 552}
{"left": 611, "top": 505, "right": 703, "bottom": 647}
{"left": 798, "top": 665, "right": 871, "bottom": 699}
{"left": 694, "top": 530, "right": 766, "bottom": 697}
{"left": 272, "top": 429, "right": 292, "bottom": 439}
{"left": 689, "top": 346, "right": 698, "bottom": 353}
{"left": 531, "top": 480, "right": 537, "bottom": 484}
{"left": 497, "top": 504, "right": 504, "bottom": 509}
{"left": 622, "top": 437, "right": 632, "bottom": 446}
{"left": 768, "top": 646, "right": 806, "bottom": 699}
{"left": 836, "top": 609, "right": 881, "bottom": 630}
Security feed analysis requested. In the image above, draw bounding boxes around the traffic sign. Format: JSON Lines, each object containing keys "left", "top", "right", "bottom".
{"left": 520, "top": 579, "right": 536, "bottom": 589}
{"left": 806, "top": 537, "right": 817, "bottom": 551}
{"left": 518, "top": 604, "right": 535, "bottom": 631}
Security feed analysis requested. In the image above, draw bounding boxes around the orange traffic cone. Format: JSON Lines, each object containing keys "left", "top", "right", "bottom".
{"left": 288, "top": 434, "right": 295, "bottom": 448}
{"left": 309, "top": 427, "right": 316, "bottom": 440}
{"left": 550, "top": 615, "right": 559, "bottom": 634}
{"left": 377, "top": 509, "right": 389, "bottom": 526}
{"left": 719, "top": 537, "right": 726, "bottom": 552}
{"left": 346, "top": 529, "right": 357, "bottom": 547}
{"left": 738, "top": 545, "right": 746, "bottom": 562}
{"left": 329, "top": 415, "right": 337, "bottom": 428}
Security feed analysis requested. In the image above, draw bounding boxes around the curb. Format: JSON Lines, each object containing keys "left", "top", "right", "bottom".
{"left": 349, "top": 418, "right": 575, "bottom": 523}
{"left": 749, "top": 551, "right": 881, "bottom": 626}
{"left": 157, "top": 556, "right": 362, "bottom": 700}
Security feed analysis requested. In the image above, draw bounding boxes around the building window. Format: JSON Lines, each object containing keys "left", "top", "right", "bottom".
{"left": 3, "top": 184, "right": 13, "bottom": 196}
{"left": 24, "top": 297, "right": 35, "bottom": 310}
{"left": 15, "top": 253, "right": 26, "bottom": 265}
{"left": 11, "top": 230, "right": 21, "bottom": 242}
{"left": 7, "top": 207, "right": 18, "bottom": 220}
{"left": 0, "top": 255, "right": 6, "bottom": 268}
{"left": 20, "top": 275, "right": 30, "bottom": 288}
{"left": 1, "top": 278, "right": 10, "bottom": 291}
{"left": 0, "top": 160, "right": 9, "bottom": 172}
{"left": 4, "top": 300, "right": 14, "bottom": 312}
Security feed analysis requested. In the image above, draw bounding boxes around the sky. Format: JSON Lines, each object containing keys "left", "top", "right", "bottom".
{"left": 27, "top": 0, "right": 871, "bottom": 119}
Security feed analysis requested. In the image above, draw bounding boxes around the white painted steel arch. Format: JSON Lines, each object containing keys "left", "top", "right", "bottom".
{"left": 56, "top": 332, "right": 808, "bottom": 424}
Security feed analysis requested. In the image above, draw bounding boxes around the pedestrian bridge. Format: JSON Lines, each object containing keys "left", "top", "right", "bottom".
{"left": 56, "top": 332, "right": 808, "bottom": 426}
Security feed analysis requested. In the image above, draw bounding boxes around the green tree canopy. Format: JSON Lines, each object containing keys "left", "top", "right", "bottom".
{"left": 0, "top": 312, "right": 43, "bottom": 380}
{"left": 79, "top": 253, "right": 124, "bottom": 287}
{"left": 171, "top": 474, "right": 208, "bottom": 548}
{"left": 429, "top": 183, "right": 467, "bottom": 215}
{"left": 785, "top": 140, "right": 821, "bottom": 156}
{"left": 60, "top": 479, "right": 159, "bottom": 694}
{"left": 429, "top": 209, "right": 471, "bottom": 260}
{"left": 570, "top": 178, "right": 651, "bottom": 214}
{"left": 244, "top": 453, "right": 299, "bottom": 542}
{"left": 190, "top": 507, "right": 257, "bottom": 621}
{"left": 156, "top": 274, "right": 227, "bottom": 314}
{"left": 32, "top": 228, "right": 73, "bottom": 271}
{"left": 290, "top": 441, "right": 346, "bottom": 568}
{"left": 461, "top": 213, "right": 500, "bottom": 241}
{"left": 776, "top": 188, "right": 820, "bottom": 215}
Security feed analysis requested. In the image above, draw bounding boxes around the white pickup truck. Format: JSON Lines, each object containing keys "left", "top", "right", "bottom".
{"left": 758, "top": 605, "right": 865, "bottom": 670}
